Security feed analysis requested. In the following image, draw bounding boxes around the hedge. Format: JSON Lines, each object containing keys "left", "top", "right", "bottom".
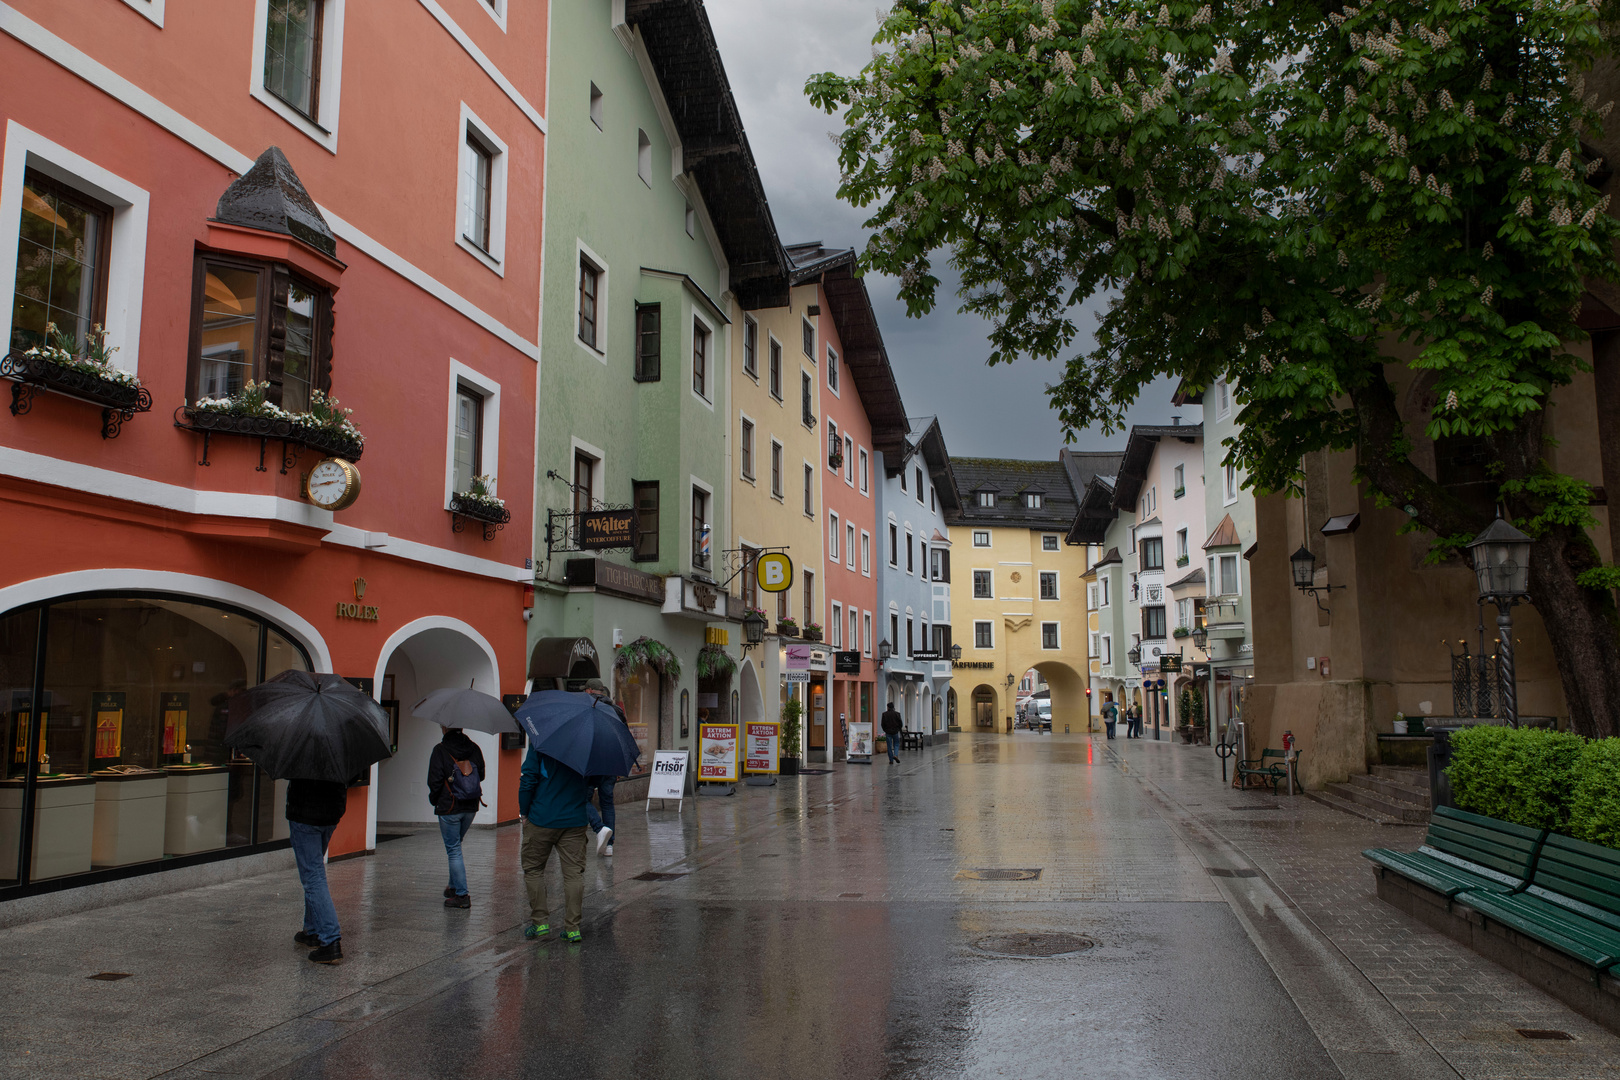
{"left": 1447, "top": 726, "right": 1620, "bottom": 847}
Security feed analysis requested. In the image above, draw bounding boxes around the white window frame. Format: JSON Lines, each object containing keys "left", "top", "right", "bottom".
{"left": 860, "top": 530, "right": 871, "bottom": 576}
{"left": 826, "top": 344, "right": 839, "bottom": 395}
{"left": 977, "top": 491, "right": 996, "bottom": 508}
{"left": 443, "top": 360, "right": 502, "bottom": 508}
{"left": 972, "top": 569, "right": 993, "bottom": 599}
{"left": 569, "top": 436, "right": 606, "bottom": 513}
{"left": 1219, "top": 553, "right": 1242, "bottom": 597}
{"left": 1224, "top": 462, "right": 1239, "bottom": 505}
{"left": 802, "top": 316, "right": 815, "bottom": 358}
{"left": 742, "top": 315, "right": 759, "bottom": 379}
{"left": 575, "top": 238, "right": 608, "bottom": 362}
{"left": 859, "top": 447, "right": 870, "bottom": 494}
{"left": 1041, "top": 621, "right": 1060, "bottom": 650}
{"left": 1102, "top": 635, "right": 1112, "bottom": 665}
{"left": 478, "top": 0, "right": 509, "bottom": 32}
{"left": 831, "top": 601, "right": 843, "bottom": 648}
{"left": 1039, "top": 571, "right": 1059, "bottom": 601}
{"left": 905, "top": 529, "right": 915, "bottom": 575}
{"left": 770, "top": 439, "right": 784, "bottom": 499}
{"left": 844, "top": 436, "right": 855, "bottom": 487}
{"left": 0, "top": 123, "right": 150, "bottom": 378}
{"left": 690, "top": 474, "right": 714, "bottom": 571}
{"left": 803, "top": 460, "right": 815, "bottom": 518}
{"left": 916, "top": 467, "right": 925, "bottom": 504}
{"left": 826, "top": 419, "right": 839, "bottom": 472}
{"left": 1042, "top": 534, "right": 1059, "bottom": 551}
{"left": 973, "top": 620, "right": 994, "bottom": 650}
{"left": 1177, "top": 528, "right": 1189, "bottom": 559}
{"left": 888, "top": 522, "right": 899, "bottom": 567}
{"left": 636, "top": 129, "right": 653, "bottom": 187}
{"left": 1100, "top": 576, "right": 1111, "bottom": 607}
{"left": 739, "top": 412, "right": 756, "bottom": 482}
{"left": 1090, "top": 631, "right": 1101, "bottom": 657}
{"left": 118, "top": 0, "right": 165, "bottom": 26}
{"left": 846, "top": 522, "right": 856, "bottom": 570}
{"left": 972, "top": 530, "right": 991, "bottom": 548}
{"left": 828, "top": 512, "right": 840, "bottom": 562}
{"left": 1087, "top": 583, "right": 1098, "bottom": 610}
{"left": 690, "top": 310, "right": 715, "bottom": 408}
{"left": 863, "top": 611, "right": 873, "bottom": 656}
{"left": 250, "top": 0, "right": 347, "bottom": 154}
{"left": 1174, "top": 463, "right": 1185, "bottom": 494}
{"left": 768, "top": 333, "right": 783, "bottom": 400}
{"left": 455, "top": 103, "right": 508, "bottom": 275}
{"left": 1025, "top": 493, "right": 1042, "bottom": 509}
{"left": 1216, "top": 378, "right": 1231, "bottom": 419}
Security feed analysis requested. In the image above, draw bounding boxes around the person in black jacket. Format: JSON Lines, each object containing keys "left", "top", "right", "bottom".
{"left": 287, "top": 778, "right": 348, "bottom": 964}
{"left": 427, "top": 727, "right": 486, "bottom": 909}
{"left": 880, "top": 701, "right": 904, "bottom": 764}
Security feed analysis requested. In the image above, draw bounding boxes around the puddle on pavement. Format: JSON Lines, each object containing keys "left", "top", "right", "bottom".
{"left": 973, "top": 932, "right": 1094, "bottom": 958}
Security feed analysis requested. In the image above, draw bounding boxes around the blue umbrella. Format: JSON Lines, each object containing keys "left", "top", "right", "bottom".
{"left": 513, "top": 689, "right": 640, "bottom": 778}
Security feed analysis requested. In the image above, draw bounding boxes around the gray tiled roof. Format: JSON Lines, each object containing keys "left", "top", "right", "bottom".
{"left": 949, "top": 457, "right": 1078, "bottom": 530}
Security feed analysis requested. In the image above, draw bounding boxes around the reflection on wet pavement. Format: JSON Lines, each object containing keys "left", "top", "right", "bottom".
{"left": 1, "top": 733, "right": 1614, "bottom": 1079}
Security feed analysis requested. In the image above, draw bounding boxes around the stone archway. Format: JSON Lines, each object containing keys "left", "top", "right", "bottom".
{"left": 1031, "top": 660, "right": 1089, "bottom": 734}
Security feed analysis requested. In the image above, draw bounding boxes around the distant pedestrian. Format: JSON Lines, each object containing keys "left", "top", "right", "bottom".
{"left": 1101, "top": 696, "right": 1118, "bottom": 740}
{"left": 518, "top": 744, "right": 590, "bottom": 943}
{"left": 287, "top": 778, "right": 348, "bottom": 964}
{"left": 428, "top": 725, "right": 486, "bottom": 909}
{"left": 880, "top": 700, "right": 903, "bottom": 764}
{"left": 1129, "top": 703, "right": 1144, "bottom": 739}
{"left": 582, "top": 679, "right": 626, "bottom": 857}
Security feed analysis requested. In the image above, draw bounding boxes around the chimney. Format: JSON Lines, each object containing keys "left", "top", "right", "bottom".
{"left": 1171, "top": 415, "right": 1181, "bottom": 426}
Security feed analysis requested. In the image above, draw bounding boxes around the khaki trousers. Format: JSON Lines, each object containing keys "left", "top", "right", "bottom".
{"left": 521, "top": 822, "right": 587, "bottom": 932}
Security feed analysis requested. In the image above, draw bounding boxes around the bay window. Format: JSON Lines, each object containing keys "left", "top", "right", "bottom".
{"left": 188, "top": 255, "right": 329, "bottom": 411}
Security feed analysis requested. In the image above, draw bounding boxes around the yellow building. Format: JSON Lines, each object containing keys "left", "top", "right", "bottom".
{"left": 947, "top": 451, "right": 1113, "bottom": 734}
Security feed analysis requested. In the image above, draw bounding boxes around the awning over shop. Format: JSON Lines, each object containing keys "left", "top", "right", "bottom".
{"left": 528, "top": 636, "right": 601, "bottom": 681}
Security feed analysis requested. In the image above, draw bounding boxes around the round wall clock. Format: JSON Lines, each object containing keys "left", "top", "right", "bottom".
{"left": 306, "top": 457, "right": 362, "bottom": 511}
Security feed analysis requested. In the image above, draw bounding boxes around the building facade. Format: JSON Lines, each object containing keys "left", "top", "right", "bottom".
{"left": 0, "top": 0, "right": 547, "bottom": 889}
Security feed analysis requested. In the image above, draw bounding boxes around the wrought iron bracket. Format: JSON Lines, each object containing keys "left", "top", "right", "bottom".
{"left": 4, "top": 352, "right": 151, "bottom": 439}
{"left": 713, "top": 545, "right": 789, "bottom": 591}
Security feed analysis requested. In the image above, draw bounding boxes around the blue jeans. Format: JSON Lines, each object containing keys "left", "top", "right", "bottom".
{"left": 289, "top": 821, "right": 340, "bottom": 946}
{"left": 439, "top": 811, "right": 476, "bottom": 896}
{"left": 585, "top": 778, "right": 616, "bottom": 837}
{"left": 886, "top": 737, "right": 900, "bottom": 763}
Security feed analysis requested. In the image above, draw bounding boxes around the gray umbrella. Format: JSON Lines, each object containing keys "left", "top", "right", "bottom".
{"left": 411, "top": 688, "right": 520, "bottom": 735}
{"left": 225, "top": 670, "right": 392, "bottom": 782}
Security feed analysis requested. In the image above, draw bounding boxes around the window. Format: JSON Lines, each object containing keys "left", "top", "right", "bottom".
{"left": 863, "top": 612, "right": 872, "bottom": 656}
{"left": 684, "top": 204, "right": 695, "bottom": 238}
{"left": 578, "top": 256, "right": 600, "bottom": 349}
{"left": 859, "top": 448, "right": 869, "bottom": 493}
{"left": 1042, "top": 534, "right": 1059, "bottom": 552}
{"left": 890, "top": 613, "right": 900, "bottom": 652}
{"left": 973, "top": 570, "right": 992, "bottom": 598}
{"left": 771, "top": 441, "right": 783, "bottom": 497}
{"left": 900, "top": 469, "right": 908, "bottom": 493}
{"left": 1026, "top": 493, "right": 1043, "bottom": 509}
{"left": 1100, "top": 576, "right": 1111, "bottom": 606}
{"left": 691, "top": 486, "right": 710, "bottom": 570}
{"left": 692, "top": 318, "right": 709, "bottom": 398}
{"left": 743, "top": 317, "right": 758, "bottom": 378}
{"left": 589, "top": 82, "right": 603, "bottom": 128}
{"left": 1042, "top": 622, "right": 1060, "bottom": 650}
{"left": 802, "top": 317, "right": 814, "bottom": 357}
{"left": 802, "top": 371, "right": 814, "bottom": 427}
{"left": 1087, "top": 583, "right": 1098, "bottom": 610}
{"left": 974, "top": 621, "right": 994, "bottom": 649}
{"left": 1102, "top": 635, "right": 1112, "bottom": 665}
{"left": 915, "top": 468, "right": 925, "bottom": 502}
{"left": 906, "top": 531, "right": 915, "bottom": 573}
{"left": 972, "top": 530, "right": 990, "bottom": 547}
{"left": 189, "top": 255, "right": 328, "bottom": 412}
{"left": 828, "top": 346, "right": 839, "bottom": 392}
{"left": 1143, "top": 605, "right": 1167, "bottom": 640}
{"left": 888, "top": 523, "right": 899, "bottom": 566}
{"left": 635, "top": 303, "right": 660, "bottom": 381}
{"left": 1218, "top": 553, "right": 1241, "bottom": 596}
{"left": 741, "top": 544, "right": 760, "bottom": 611}
{"left": 632, "top": 480, "right": 659, "bottom": 561}
{"left": 803, "top": 570, "right": 814, "bottom": 627}
{"left": 1224, "top": 462, "right": 1238, "bottom": 503}
{"left": 831, "top": 602, "right": 843, "bottom": 647}
{"left": 636, "top": 129, "right": 652, "bottom": 186}
{"left": 1039, "top": 571, "right": 1058, "bottom": 600}
{"left": 740, "top": 419, "right": 754, "bottom": 480}
{"left": 1139, "top": 537, "right": 1164, "bottom": 572}
{"left": 264, "top": 0, "right": 324, "bottom": 120}
{"left": 906, "top": 617, "right": 915, "bottom": 657}
{"left": 829, "top": 513, "right": 840, "bottom": 561}
{"left": 11, "top": 170, "right": 111, "bottom": 355}
{"left": 461, "top": 131, "right": 493, "bottom": 252}
{"left": 844, "top": 436, "right": 854, "bottom": 484}
{"left": 1174, "top": 463, "right": 1185, "bottom": 496}
{"left": 1090, "top": 631, "right": 1101, "bottom": 657}
{"left": 452, "top": 386, "right": 483, "bottom": 495}
{"left": 827, "top": 420, "right": 839, "bottom": 468}
{"left": 861, "top": 531, "right": 870, "bottom": 574}
{"left": 1177, "top": 528, "right": 1189, "bottom": 561}
{"left": 777, "top": 582, "right": 789, "bottom": 621}
{"left": 850, "top": 609, "right": 859, "bottom": 653}
{"left": 930, "top": 486, "right": 936, "bottom": 513}
{"left": 769, "top": 338, "right": 782, "bottom": 399}
{"left": 803, "top": 464, "right": 814, "bottom": 517}
{"left": 976, "top": 491, "right": 995, "bottom": 508}
{"left": 930, "top": 547, "right": 950, "bottom": 582}
{"left": 572, "top": 449, "right": 596, "bottom": 514}
{"left": 846, "top": 523, "right": 855, "bottom": 569}
{"left": 1216, "top": 378, "right": 1230, "bottom": 418}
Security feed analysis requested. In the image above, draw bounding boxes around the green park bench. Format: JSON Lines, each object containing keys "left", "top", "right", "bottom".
{"left": 1236, "top": 748, "right": 1300, "bottom": 795}
{"left": 1452, "top": 831, "right": 1620, "bottom": 971}
{"left": 1364, "top": 805, "right": 1546, "bottom": 899}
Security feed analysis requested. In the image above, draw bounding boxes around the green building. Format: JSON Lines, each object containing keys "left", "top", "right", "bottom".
{"left": 526, "top": 0, "right": 787, "bottom": 794}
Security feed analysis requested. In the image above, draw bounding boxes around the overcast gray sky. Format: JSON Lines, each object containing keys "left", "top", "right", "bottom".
{"left": 705, "top": 0, "right": 1182, "bottom": 459}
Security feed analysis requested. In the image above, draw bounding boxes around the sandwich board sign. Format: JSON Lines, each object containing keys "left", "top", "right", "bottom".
{"left": 698, "top": 723, "right": 740, "bottom": 782}
{"left": 744, "top": 721, "right": 780, "bottom": 774}
{"left": 646, "top": 750, "right": 689, "bottom": 812}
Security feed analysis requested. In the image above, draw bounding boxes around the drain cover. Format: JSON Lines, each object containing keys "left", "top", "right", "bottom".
{"left": 974, "top": 933, "right": 1093, "bottom": 958}
{"left": 87, "top": 972, "right": 132, "bottom": 981}
{"left": 1229, "top": 804, "right": 1280, "bottom": 811}
{"left": 839, "top": 892, "right": 864, "bottom": 898}
{"left": 632, "top": 871, "right": 687, "bottom": 882}
{"left": 1516, "top": 1029, "right": 1574, "bottom": 1040}
{"left": 797, "top": 768, "right": 833, "bottom": 775}
{"left": 1206, "top": 867, "right": 1260, "bottom": 878}
{"left": 957, "top": 868, "right": 1042, "bottom": 881}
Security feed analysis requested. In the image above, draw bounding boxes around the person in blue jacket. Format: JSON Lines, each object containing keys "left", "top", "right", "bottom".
{"left": 517, "top": 743, "right": 590, "bottom": 942}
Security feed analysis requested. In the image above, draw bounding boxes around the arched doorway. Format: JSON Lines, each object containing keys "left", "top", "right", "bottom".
{"left": 970, "top": 684, "right": 998, "bottom": 730}
{"left": 739, "top": 657, "right": 763, "bottom": 726}
{"left": 1031, "top": 660, "right": 1088, "bottom": 734}
{"left": 374, "top": 621, "right": 499, "bottom": 830}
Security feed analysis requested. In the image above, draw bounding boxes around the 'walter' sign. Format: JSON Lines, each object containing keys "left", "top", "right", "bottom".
{"left": 579, "top": 509, "right": 638, "bottom": 550}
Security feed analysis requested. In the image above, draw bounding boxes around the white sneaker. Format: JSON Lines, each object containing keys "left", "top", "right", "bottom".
{"left": 595, "top": 826, "right": 612, "bottom": 854}
{"left": 604, "top": 844, "right": 613, "bottom": 857}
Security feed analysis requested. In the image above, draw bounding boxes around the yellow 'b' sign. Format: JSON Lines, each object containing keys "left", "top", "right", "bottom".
{"left": 756, "top": 552, "right": 793, "bottom": 593}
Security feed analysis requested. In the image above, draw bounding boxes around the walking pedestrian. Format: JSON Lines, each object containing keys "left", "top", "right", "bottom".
{"left": 1129, "top": 702, "right": 1144, "bottom": 739}
{"left": 518, "top": 741, "right": 590, "bottom": 943}
{"left": 880, "top": 700, "right": 903, "bottom": 764}
{"left": 582, "top": 678, "right": 625, "bottom": 857}
{"left": 1101, "top": 695, "right": 1118, "bottom": 740}
{"left": 287, "top": 778, "right": 348, "bottom": 965}
{"left": 428, "top": 725, "right": 486, "bottom": 909}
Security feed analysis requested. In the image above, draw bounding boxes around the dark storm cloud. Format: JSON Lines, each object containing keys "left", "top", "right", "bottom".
{"left": 705, "top": 0, "right": 1182, "bottom": 458}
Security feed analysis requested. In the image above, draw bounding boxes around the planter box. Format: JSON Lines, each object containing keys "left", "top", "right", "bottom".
{"left": 448, "top": 493, "right": 511, "bottom": 539}
{"left": 802, "top": 629, "right": 823, "bottom": 642}
{"left": 3, "top": 351, "right": 151, "bottom": 438}
{"left": 175, "top": 405, "right": 364, "bottom": 465}
{"left": 776, "top": 623, "right": 800, "bottom": 637}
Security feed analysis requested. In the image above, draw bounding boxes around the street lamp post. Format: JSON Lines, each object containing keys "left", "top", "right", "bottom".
{"left": 1467, "top": 516, "right": 1533, "bottom": 728}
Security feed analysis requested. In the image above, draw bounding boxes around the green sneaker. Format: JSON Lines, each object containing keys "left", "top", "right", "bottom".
{"left": 563, "top": 929, "right": 582, "bottom": 943}
{"left": 524, "top": 923, "right": 551, "bottom": 941}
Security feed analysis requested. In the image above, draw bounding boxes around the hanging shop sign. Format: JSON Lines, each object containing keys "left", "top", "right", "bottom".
{"left": 911, "top": 650, "right": 942, "bottom": 662}
{"left": 834, "top": 651, "right": 861, "bottom": 674}
{"left": 579, "top": 509, "right": 639, "bottom": 550}
{"left": 756, "top": 552, "right": 794, "bottom": 593}
{"left": 1159, "top": 655, "right": 1184, "bottom": 673}
{"left": 809, "top": 648, "right": 830, "bottom": 673}
{"left": 647, "top": 750, "right": 689, "bottom": 809}
{"left": 698, "top": 723, "right": 739, "bottom": 781}
{"left": 1192, "top": 663, "right": 1211, "bottom": 679}
{"left": 744, "top": 721, "right": 780, "bottom": 774}
{"left": 847, "top": 721, "right": 874, "bottom": 762}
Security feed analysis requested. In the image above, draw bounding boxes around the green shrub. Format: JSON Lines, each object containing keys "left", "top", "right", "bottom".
{"left": 1446, "top": 726, "right": 1586, "bottom": 831}
{"left": 1570, "top": 739, "right": 1620, "bottom": 848}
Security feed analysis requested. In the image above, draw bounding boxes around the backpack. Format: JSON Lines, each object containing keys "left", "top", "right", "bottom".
{"left": 445, "top": 757, "right": 482, "bottom": 804}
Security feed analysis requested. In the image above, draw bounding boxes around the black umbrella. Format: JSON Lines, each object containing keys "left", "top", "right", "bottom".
{"left": 225, "top": 670, "right": 392, "bottom": 782}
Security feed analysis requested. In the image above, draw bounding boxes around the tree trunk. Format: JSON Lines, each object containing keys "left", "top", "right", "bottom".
{"left": 1525, "top": 523, "right": 1620, "bottom": 738}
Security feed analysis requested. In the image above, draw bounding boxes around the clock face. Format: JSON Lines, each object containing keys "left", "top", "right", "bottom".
{"left": 307, "top": 458, "right": 357, "bottom": 510}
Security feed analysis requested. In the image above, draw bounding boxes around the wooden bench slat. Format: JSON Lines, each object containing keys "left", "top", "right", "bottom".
{"left": 1461, "top": 890, "right": 1620, "bottom": 969}
{"left": 1366, "top": 849, "right": 1516, "bottom": 898}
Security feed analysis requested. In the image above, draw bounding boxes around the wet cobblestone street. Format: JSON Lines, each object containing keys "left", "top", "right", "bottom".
{"left": 2, "top": 734, "right": 1618, "bottom": 1079}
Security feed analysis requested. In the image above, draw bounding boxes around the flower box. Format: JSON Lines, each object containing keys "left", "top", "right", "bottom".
{"left": 3, "top": 350, "right": 150, "bottom": 439}
{"left": 1172, "top": 627, "right": 1191, "bottom": 639}
{"left": 802, "top": 626, "right": 823, "bottom": 642}
{"left": 448, "top": 492, "right": 511, "bottom": 540}
{"left": 176, "top": 405, "right": 365, "bottom": 467}
{"left": 1175, "top": 554, "right": 1190, "bottom": 567}
{"left": 776, "top": 621, "right": 800, "bottom": 637}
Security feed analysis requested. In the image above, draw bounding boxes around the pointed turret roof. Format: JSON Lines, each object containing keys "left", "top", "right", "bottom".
{"left": 213, "top": 147, "right": 337, "bottom": 257}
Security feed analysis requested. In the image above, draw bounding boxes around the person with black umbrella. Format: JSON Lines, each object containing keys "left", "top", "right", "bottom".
{"left": 427, "top": 725, "right": 485, "bottom": 909}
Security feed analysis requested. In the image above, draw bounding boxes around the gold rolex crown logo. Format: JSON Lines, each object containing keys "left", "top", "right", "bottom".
{"left": 354, "top": 577, "right": 367, "bottom": 601}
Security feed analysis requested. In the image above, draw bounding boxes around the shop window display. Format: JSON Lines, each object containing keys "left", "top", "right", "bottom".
{"left": 0, "top": 595, "right": 310, "bottom": 888}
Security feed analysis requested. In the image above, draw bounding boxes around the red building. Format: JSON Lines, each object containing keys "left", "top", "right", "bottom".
{"left": 784, "top": 244, "right": 908, "bottom": 754}
{"left": 0, "top": 0, "right": 546, "bottom": 893}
